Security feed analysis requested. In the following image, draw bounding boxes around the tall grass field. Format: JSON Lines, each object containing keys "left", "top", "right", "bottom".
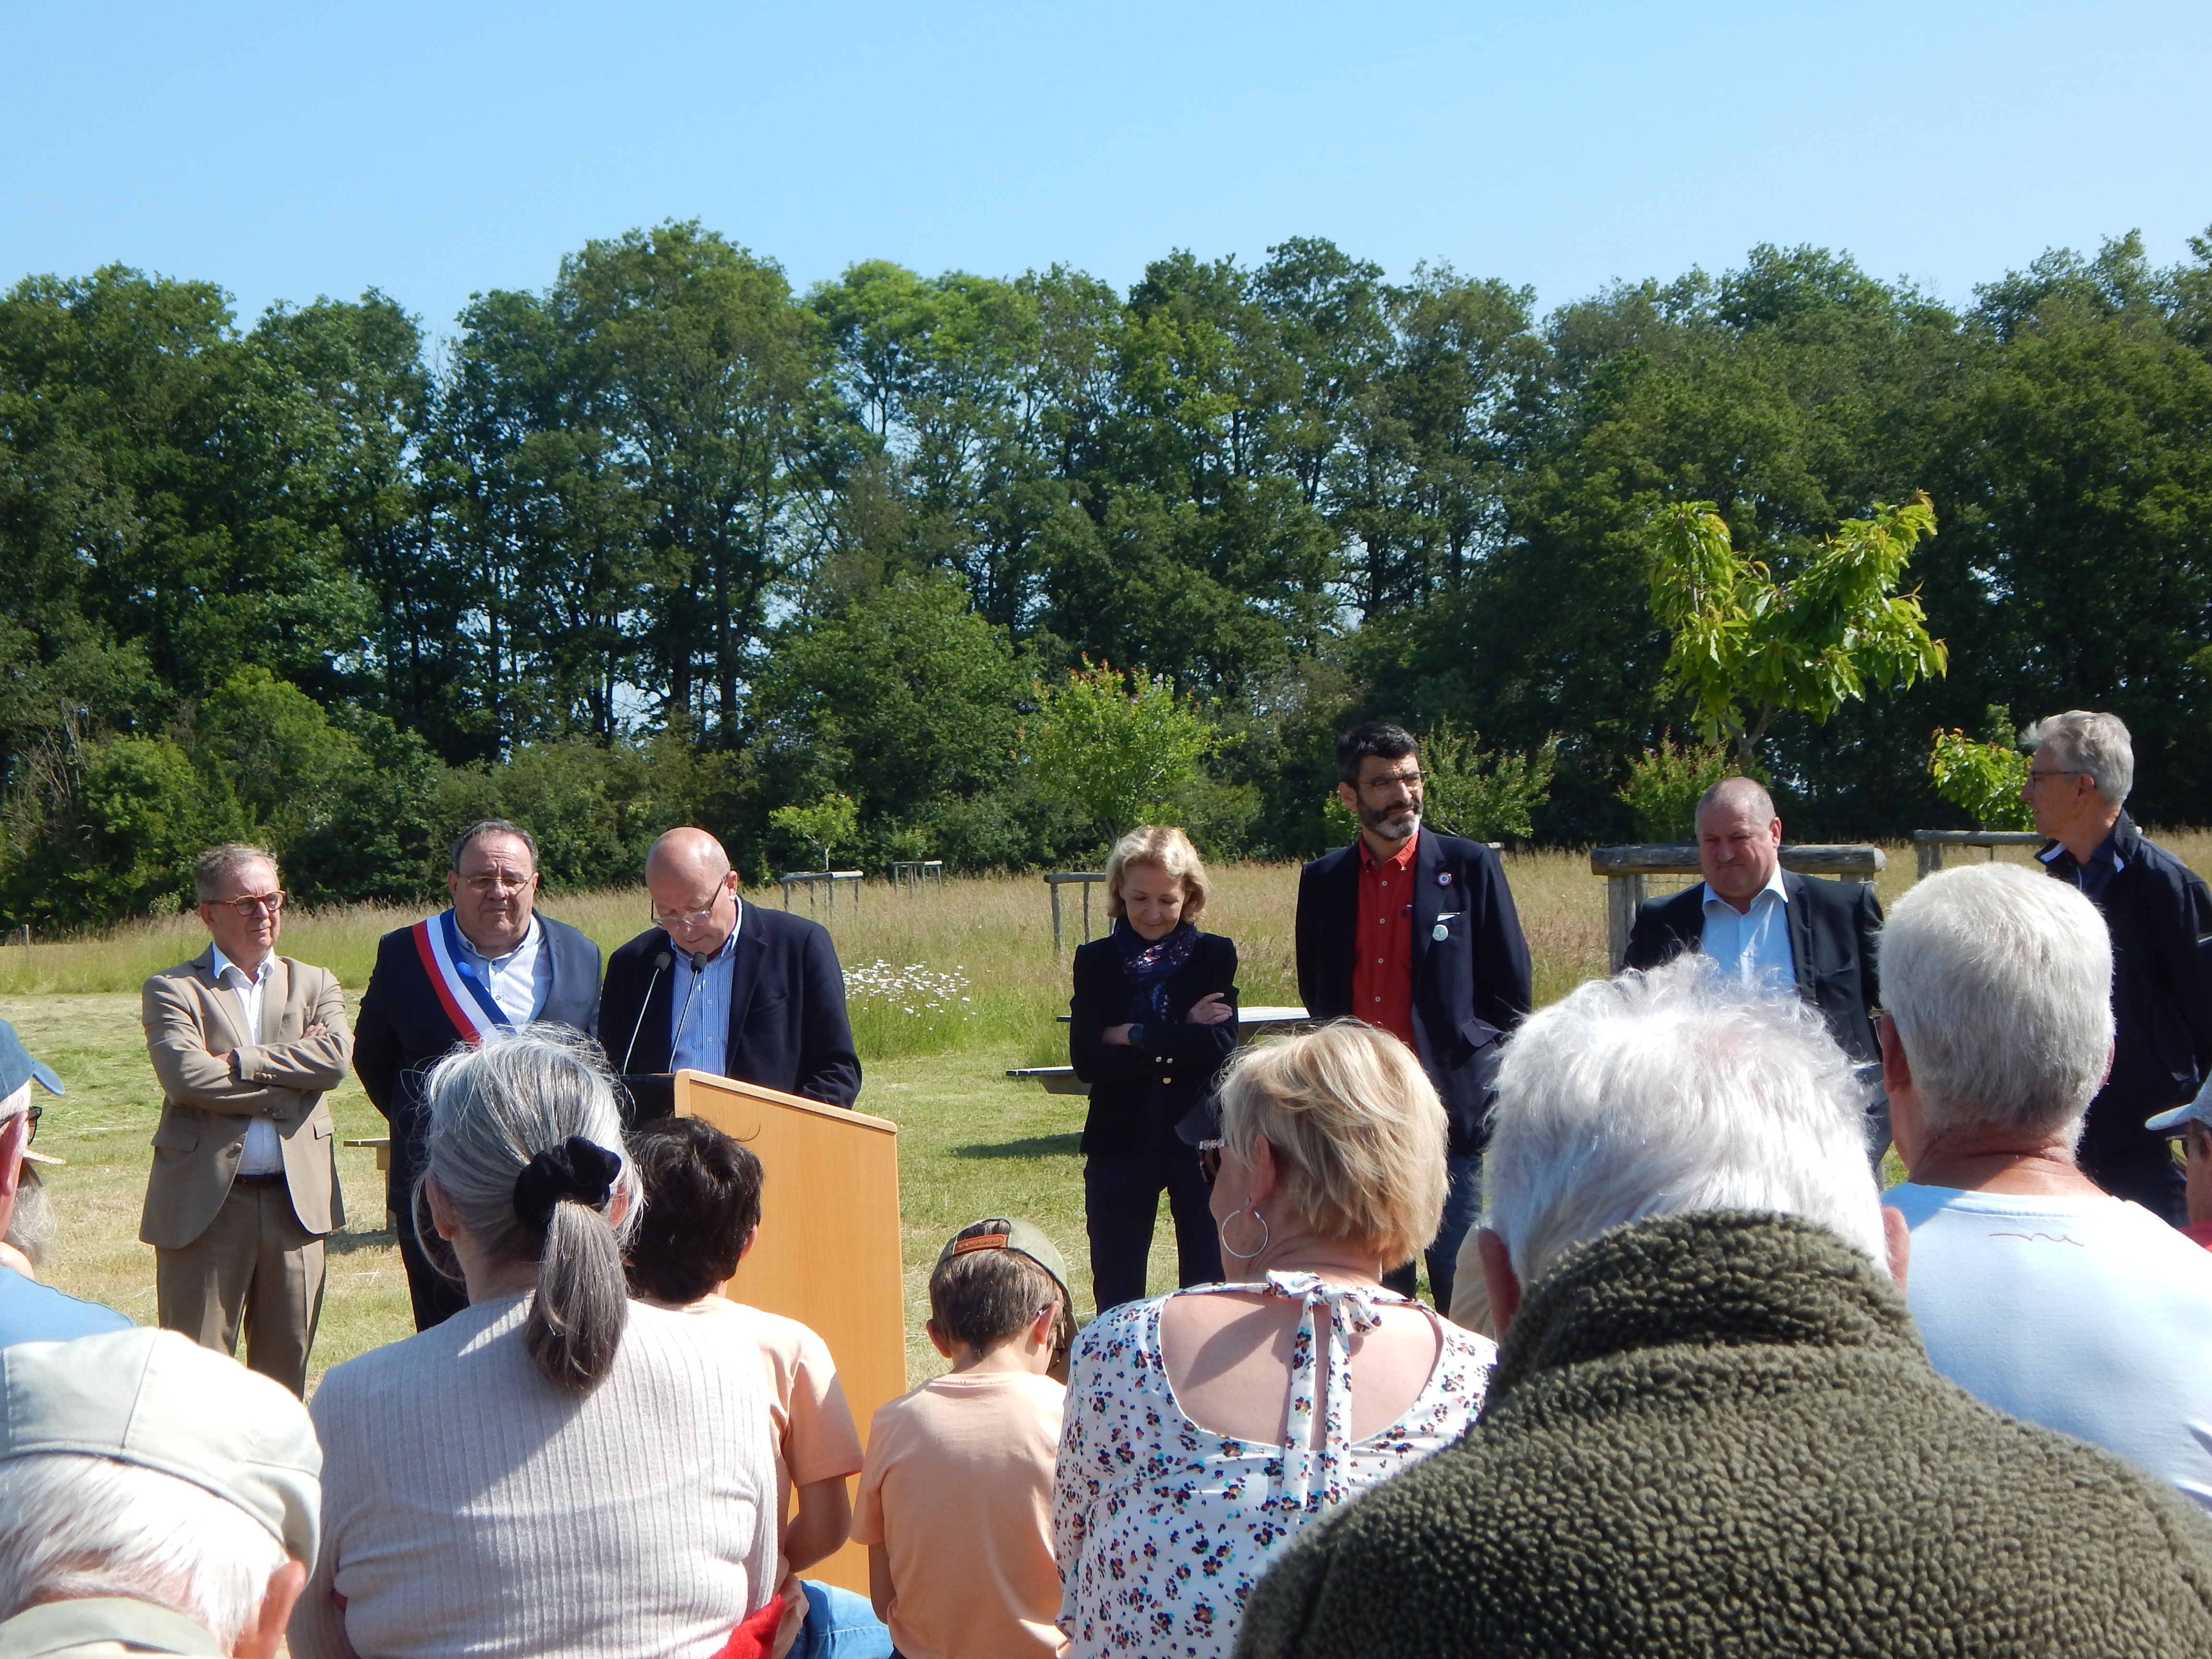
{"left": 6, "top": 833, "right": 2198, "bottom": 1386}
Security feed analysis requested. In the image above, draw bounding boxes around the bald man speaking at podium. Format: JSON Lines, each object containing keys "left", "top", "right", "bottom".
{"left": 599, "top": 828, "right": 862, "bottom": 1122}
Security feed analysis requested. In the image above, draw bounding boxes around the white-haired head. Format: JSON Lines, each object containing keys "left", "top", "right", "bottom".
{"left": 0, "top": 1457, "right": 287, "bottom": 1650}
{"left": 1483, "top": 954, "right": 1885, "bottom": 1284}
{"left": 2021, "top": 710, "right": 2133, "bottom": 807}
{"left": 418, "top": 1025, "right": 641, "bottom": 1395}
{"left": 1880, "top": 862, "right": 2113, "bottom": 1143}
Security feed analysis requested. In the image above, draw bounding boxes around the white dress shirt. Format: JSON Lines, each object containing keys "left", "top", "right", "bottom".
{"left": 671, "top": 902, "right": 744, "bottom": 1076}
{"left": 454, "top": 916, "right": 549, "bottom": 1028}
{"left": 1698, "top": 864, "right": 1795, "bottom": 995}
{"left": 211, "top": 942, "right": 284, "bottom": 1176}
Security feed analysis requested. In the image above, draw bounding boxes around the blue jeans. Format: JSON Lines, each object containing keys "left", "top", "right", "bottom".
{"left": 790, "top": 1581, "right": 890, "bottom": 1659}
{"left": 1426, "top": 1154, "right": 1484, "bottom": 1314}
{"left": 1382, "top": 1153, "right": 1483, "bottom": 1310}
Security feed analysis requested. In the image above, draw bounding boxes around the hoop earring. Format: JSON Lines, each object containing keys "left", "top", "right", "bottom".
{"left": 1220, "top": 1207, "right": 1270, "bottom": 1262}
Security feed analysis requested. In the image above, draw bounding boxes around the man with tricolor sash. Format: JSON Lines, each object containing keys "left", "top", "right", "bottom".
{"left": 354, "top": 818, "right": 601, "bottom": 1330}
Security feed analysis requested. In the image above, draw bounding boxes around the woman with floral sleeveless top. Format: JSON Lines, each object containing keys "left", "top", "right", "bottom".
{"left": 1053, "top": 1022, "right": 1496, "bottom": 1659}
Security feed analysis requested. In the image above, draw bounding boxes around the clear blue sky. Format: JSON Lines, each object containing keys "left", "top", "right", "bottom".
{"left": 3, "top": 1, "right": 2207, "bottom": 335}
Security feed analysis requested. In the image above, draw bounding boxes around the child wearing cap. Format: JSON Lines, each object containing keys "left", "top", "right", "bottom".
{"left": 852, "top": 1219, "right": 1074, "bottom": 1659}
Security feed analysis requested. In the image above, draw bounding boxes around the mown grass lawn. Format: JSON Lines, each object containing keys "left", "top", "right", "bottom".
{"left": 5, "top": 991, "right": 1143, "bottom": 1389}
{"left": 3, "top": 833, "right": 2164, "bottom": 1389}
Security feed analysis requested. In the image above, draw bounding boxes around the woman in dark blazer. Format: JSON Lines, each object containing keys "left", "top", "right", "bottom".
{"left": 1070, "top": 826, "right": 1238, "bottom": 1313}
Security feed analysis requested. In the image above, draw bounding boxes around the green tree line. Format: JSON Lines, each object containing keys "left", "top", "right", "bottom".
{"left": 6, "top": 223, "right": 2212, "bottom": 926}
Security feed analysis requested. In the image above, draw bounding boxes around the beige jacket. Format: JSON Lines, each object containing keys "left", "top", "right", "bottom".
{"left": 139, "top": 949, "right": 351, "bottom": 1249}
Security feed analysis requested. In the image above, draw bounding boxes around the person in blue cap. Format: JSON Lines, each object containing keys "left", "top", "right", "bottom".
{"left": 2144, "top": 1085, "right": 2212, "bottom": 1250}
{"left": 0, "top": 1019, "right": 131, "bottom": 1345}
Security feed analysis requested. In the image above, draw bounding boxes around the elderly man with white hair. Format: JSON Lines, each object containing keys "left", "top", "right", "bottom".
{"left": 0, "top": 1327, "right": 320, "bottom": 1659}
{"left": 1883, "top": 861, "right": 2212, "bottom": 1508}
{"left": 0, "top": 1020, "right": 129, "bottom": 1346}
{"left": 2021, "top": 709, "right": 2212, "bottom": 1221}
{"left": 1235, "top": 956, "right": 2212, "bottom": 1659}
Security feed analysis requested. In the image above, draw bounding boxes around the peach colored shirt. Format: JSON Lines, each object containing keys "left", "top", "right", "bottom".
{"left": 852, "top": 1371, "right": 1068, "bottom": 1659}
{"left": 678, "top": 1297, "right": 865, "bottom": 1523}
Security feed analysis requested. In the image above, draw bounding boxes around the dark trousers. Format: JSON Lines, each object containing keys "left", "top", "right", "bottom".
{"left": 1084, "top": 1113, "right": 1223, "bottom": 1314}
{"left": 393, "top": 1178, "right": 469, "bottom": 1332}
{"left": 1865, "top": 1088, "right": 1893, "bottom": 1167}
{"left": 2082, "top": 1137, "right": 2188, "bottom": 1226}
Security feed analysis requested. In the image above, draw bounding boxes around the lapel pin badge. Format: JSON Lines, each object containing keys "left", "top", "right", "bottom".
{"left": 1437, "top": 871, "right": 1451, "bottom": 886}
{"left": 1432, "top": 922, "right": 1450, "bottom": 941}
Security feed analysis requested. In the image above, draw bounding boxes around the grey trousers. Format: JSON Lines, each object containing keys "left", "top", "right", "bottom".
{"left": 156, "top": 1177, "right": 324, "bottom": 1396}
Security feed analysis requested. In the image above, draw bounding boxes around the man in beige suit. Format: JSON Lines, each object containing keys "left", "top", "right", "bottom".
{"left": 141, "top": 843, "right": 350, "bottom": 1395}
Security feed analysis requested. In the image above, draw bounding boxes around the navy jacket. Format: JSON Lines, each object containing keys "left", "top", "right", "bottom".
{"left": 1068, "top": 930, "right": 1239, "bottom": 1159}
{"left": 1295, "top": 832, "right": 1532, "bottom": 1156}
{"left": 353, "top": 911, "right": 602, "bottom": 1207}
{"left": 2043, "top": 817, "right": 2212, "bottom": 1159}
{"left": 597, "top": 902, "right": 861, "bottom": 1120}
{"left": 1623, "top": 871, "right": 1883, "bottom": 1064}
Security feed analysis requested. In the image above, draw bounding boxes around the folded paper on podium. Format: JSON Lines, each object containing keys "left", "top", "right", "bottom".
{"left": 673, "top": 1069, "right": 903, "bottom": 1597}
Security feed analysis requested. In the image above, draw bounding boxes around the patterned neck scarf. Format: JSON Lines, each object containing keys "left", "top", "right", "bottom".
{"left": 1112, "top": 917, "right": 1199, "bottom": 1022}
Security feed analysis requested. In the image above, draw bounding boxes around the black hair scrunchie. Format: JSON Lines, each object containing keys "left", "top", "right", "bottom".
{"left": 513, "top": 1136, "right": 621, "bottom": 1232}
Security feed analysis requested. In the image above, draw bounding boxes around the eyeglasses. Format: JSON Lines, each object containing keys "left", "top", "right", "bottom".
{"left": 2024, "top": 769, "right": 2084, "bottom": 785}
{"left": 208, "top": 891, "right": 285, "bottom": 918}
{"left": 651, "top": 900, "right": 723, "bottom": 930}
{"left": 460, "top": 872, "right": 532, "bottom": 895}
{"left": 1360, "top": 770, "right": 1423, "bottom": 793}
{"left": 1198, "top": 1141, "right": 1223, "bottom": 1184}
{"left": 2167, "top": 1127, "right": 2209, "bottom": 1169}
{"left": 9, "top": 1103, "right": 39, "bottom": 1142}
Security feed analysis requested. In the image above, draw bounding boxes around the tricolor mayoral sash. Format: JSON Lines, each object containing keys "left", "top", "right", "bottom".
{"left": 410, "top": 909, "right": 516, "bottom": 1044}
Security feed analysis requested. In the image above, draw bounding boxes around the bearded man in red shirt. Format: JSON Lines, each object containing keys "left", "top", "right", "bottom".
{"left": 1294, "top": 721, "right": 1533, "bottom": 1309}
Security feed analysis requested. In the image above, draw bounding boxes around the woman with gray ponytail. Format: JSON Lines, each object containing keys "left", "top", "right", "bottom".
{"left": 292, "top": 1027, "right": 794, "bottom": 1659}
{"left": 415, "top": 1028, "right": 641, "bottom": 1393}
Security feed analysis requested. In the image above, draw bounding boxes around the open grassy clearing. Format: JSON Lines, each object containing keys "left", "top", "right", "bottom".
{"left": 10, "top": 831, "right": 2203, "bottom": 1389}
{"left": 3, "top": 989, "right": 1105, "bottom": 1389}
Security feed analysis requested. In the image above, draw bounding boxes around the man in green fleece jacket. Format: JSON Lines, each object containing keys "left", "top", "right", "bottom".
{"left": 1237, "top": 957, "right": 2212, "bottom": 1658}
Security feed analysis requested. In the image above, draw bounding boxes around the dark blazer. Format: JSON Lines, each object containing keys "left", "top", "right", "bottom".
{"left": 597, "top": 902, "right": 861, "bottom": 1120}
{"left": 2043, "top": 816, "right": 2212, "bottom": 1154}
{"left": 1623, "top": 871, "right": 1881, "bottom": 1063}
{"left": 353, "top": 910, "right": 602, "bottom": 1206}
{"left": 1068, "top": 930, "right": 1239, "bottom": 1159}
{"left": 1295, "top": 832, "right": 1533, "bottom": 1156}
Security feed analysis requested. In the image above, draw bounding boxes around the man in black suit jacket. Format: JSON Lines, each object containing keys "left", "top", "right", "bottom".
{"left": 597, "top": 827, "right": 860, "bottom": 1124}
{"left": 1624, "top": 776, "right": 1885, "bottom": 1142}
{"left": 1296, "top": 722, "right": 1533, "bottom": 1311}
{"left": 2020, "top": 709, "right": 2212, "bottom": 1221}
{"left": 354, "top": 819, "right": 603, "bottom": 1331}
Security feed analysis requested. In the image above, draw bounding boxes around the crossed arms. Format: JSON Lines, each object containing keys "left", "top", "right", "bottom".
{"left": 142, "top": 969, "right": 352, "bottom": 1118}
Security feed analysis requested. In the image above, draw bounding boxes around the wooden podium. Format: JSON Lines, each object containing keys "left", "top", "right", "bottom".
{"left": 671, "top": 1070, "right": 903, "bottom": 1596}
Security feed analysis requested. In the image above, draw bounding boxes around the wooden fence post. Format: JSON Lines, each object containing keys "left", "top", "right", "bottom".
{"left": 1911, "top": 830, "right": 2044, "bottom": 880}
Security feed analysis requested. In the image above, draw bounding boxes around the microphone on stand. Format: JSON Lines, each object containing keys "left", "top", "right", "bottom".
{"left": 619, "top": 951, "right": 673, "bottom": 1076}
{"left": 670, "top": 950, "right": 710, "bottom": 1065}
